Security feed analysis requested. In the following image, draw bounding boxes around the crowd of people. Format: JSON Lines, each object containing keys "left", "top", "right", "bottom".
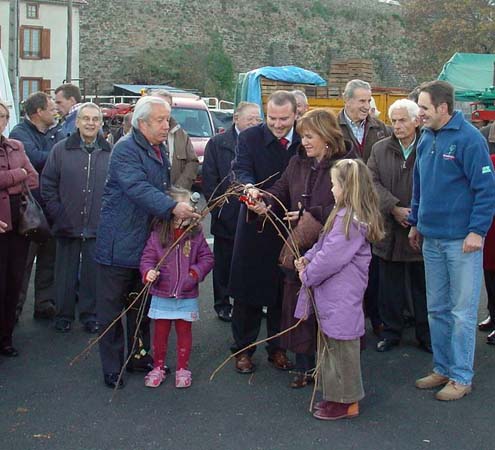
{"left": 1, "top": 78, "right": 495, "bottom": 421}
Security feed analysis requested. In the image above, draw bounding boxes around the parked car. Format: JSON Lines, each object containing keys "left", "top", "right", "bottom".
{"left": 170, "top": 95, "right": 215, "bottom": 185}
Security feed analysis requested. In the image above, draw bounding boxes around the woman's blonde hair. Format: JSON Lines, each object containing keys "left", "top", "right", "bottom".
{"left": 0, "top": 100, "right": 9, "bottom": 117}
{"left": 323, "top": 158, "right": 384, "bottom": 242}
{"left": 295, "top": 108, "right": 346, "bottom": 159}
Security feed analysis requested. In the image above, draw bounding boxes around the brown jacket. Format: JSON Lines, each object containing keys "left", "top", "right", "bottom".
{"left": 367, "top": 132, "right": 422, "bottom": 262}
{"left": 0, "top": 136, "right": 39, "bottom": 231}
{"left": 338, "top": 109, "right": 390, "bottom": 163}
{"left": 168, "top": 117, "right": 199, "bottom": 189}
{"left": 480, "top": 123, "right": 495, "bottom": 155}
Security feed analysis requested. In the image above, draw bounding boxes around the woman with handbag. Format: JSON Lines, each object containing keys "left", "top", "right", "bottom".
{"left": 0, "top": 100, "right": 38, "bottom": 356}
{"left": 249, "top": 109, "right": 357, "bottom": 387}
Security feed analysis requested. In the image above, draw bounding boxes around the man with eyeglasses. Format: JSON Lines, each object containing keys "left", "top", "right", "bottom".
{"left": 41, "top": 103, "right": 111, "bottom": 334}
{"left": 10, "top": 92, "right": 63, "bottom": 321}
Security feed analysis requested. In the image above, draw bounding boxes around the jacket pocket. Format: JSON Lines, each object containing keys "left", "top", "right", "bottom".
{"left": 180, "top": 273, "right": 198, "bottom": 294}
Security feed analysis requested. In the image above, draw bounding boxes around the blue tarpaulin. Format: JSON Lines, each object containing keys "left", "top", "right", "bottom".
{"left": 235, "top": 66, "right": 326, "bottom": 117}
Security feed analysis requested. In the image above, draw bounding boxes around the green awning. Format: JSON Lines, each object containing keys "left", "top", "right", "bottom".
{"left": 438, "top": 53, "right": 495, "bottom": 102}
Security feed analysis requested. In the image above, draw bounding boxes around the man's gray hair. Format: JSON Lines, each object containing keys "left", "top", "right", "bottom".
{"left": 388, "top": 98, "right": 420, "bottom": 121}
{"left": 235, "top": 101, "right": 260, "bottom": 115}
{"left": 291, "top": 90, "right": 308, "bottom": 105}
{"left": 150, "top": 89, "right": 173, "bottom": 103}
{"left": 131, "top": 96, "right": 169, "bottom": 128}
{"left": 343, "top": 79, "right": 372, "bottom": 101}
{"left": 76, "top": 102, "right": 103, "bottom": 120}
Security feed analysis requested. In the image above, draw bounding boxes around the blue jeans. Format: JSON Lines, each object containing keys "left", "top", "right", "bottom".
{"left": 422, "top": 238, "right": 482, "bottom": 385}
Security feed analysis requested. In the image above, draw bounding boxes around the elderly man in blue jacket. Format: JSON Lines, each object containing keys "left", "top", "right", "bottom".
{"left": 95, "top": 96, "right": 200, "bottom": 389}
{"left": 409, "top": 80, "right": 495, "bottom": 401}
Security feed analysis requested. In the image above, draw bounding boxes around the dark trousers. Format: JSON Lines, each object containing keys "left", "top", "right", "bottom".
{"left": 17, "top": 238, "right": 56, "bottom": 314}
{"left": 54, "top": 237, "right": 96, "bottom": 323}
{"left": 96, "top": 264, "right": 151, "bottom": 374}
{"left": 378, "top": 258, "right": 430, "bottom": 344}
{"left": 364, "top": 253, "right": 381, "bottom": 327}
{"left": 213, "top": 236, "right": 234, "bottom": 313}
{"left": 484, "top": 270, "right": 495, "bottom": 319}
{"left": 0, "top": 231, "right": 30, "bottom": 347}
{"left": 231, "top": 300, "right": 282, "bottom": 357}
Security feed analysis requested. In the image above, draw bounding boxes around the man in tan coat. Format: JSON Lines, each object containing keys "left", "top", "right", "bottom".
{"left": 151, "top": 90, "right": 199, "bottom": 189}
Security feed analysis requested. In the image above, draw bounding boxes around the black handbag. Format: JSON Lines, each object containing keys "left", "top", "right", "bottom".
{"left": 18, "top": 182, "right": 51, "bottom": 243}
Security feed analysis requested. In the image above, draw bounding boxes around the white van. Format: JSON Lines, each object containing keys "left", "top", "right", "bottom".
{"left": 0, "top": 49, "right": 17, "bottom": 136}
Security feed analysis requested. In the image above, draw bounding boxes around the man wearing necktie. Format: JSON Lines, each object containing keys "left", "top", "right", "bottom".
{"left": 229, "top": 91, "right": 300, "bottom": 374}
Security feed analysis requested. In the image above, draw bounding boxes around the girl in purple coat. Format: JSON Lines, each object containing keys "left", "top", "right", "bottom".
{"left": 140, "top": 187, "right": 213, "bottom": 389}
{"left": 295, "top": 159, "right": 384, "bottom": 420}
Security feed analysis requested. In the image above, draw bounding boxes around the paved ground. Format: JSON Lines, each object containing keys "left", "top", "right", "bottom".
{"left": 1, "top": 201, "right": 493, "bottom": 450}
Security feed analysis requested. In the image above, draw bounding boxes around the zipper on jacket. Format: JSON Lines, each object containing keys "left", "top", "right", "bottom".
{"left": 81, "top": 152, "right": 92, "bottom": 238}
{"left": 171, "top": 244, "right": 181, "bottom": 297}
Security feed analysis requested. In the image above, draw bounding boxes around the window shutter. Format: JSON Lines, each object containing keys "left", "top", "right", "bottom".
{"left": 41, "top": 28, "right": 50, "bottom": 59}
{"left": 19, "top": 26, "right": 26, "bottom": 58}
{"left": 41, "top": 79, "right": 51, "bottom": 93}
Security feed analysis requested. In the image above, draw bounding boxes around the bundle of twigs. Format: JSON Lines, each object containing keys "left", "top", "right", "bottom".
{"left": 70, "top": 176, "right": 326, "bottom": 408}
{"left": 207, "top": 182, "right": 329, "bottom": 411}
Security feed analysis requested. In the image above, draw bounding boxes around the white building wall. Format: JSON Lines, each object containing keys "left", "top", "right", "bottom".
{"left": 0, "top": 2, "right": 11, "bottom": 63}
{"left": 0, "top": 0, "right": 81, "bottom": 99}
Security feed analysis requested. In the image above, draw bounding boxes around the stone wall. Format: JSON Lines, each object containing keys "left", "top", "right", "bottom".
{"left": 79, "top": 0, "right": 414, "bottom": 95}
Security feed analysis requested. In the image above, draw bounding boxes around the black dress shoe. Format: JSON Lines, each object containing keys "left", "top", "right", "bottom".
{"left": 84, "top": 321, "right": 99, "bottom": 334}
{"left": 33, "top": 303, "right": 56, "bottom": 320}
{"left": 0, "top": 346, "right": 19, "bottom": 357}
{"left": 54, "top": 319, "right": 72, "bottom": 333}
{"left": 376, "top": 339, "right": 399, "bottom": 352}
{"left": 55, "top": 319, "right": 72, "bottom": 333}
{"left": 126, "top": 353, "right": 154, "bottom": 372}
{"left": 418, "top": 341, "right": 433, "bottom": 353}
{"left": 104, "top": 373, "right": 124, "bottom": 389}
{"left": 478, "top": 316, "right": 493, "bottom": 331}
{"left": 217, "top": 309, "right": 232, "bottom": 322}
{"left": 487, "top": 330, "right": 495, "bottom": 345}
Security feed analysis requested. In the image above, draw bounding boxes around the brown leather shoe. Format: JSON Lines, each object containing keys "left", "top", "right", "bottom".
{"left": 235, "top": 353, "right": 256, "bottom": 374}
{"left": 267, "top": 350, "right": 294, "bottom": 371}
{"left": 290, "top": 372, "right": 313, "bottom": 388}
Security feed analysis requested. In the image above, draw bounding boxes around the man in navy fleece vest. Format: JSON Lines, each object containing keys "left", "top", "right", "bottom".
{"left": 409, "top": 80, "right": 495, "bottom": 401}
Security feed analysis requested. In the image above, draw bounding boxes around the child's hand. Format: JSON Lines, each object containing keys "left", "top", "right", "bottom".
{"left": 294, "top": 257, "right": 308, "bottom": 272}
{"left": 145, "top": 269, "right": 160, "bottom": 283}
{"left": 298, "top": 269, "right": 305, "bottom": 282}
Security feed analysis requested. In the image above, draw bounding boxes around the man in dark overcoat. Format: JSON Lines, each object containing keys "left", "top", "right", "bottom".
{"left": 229, "top": 91, "right": 299, "bottom": 373}
{"left": 202, "top": 101, "right": 261, "bottom": 322}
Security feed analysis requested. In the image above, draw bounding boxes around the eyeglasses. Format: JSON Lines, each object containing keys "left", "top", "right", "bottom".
{"left": 79, "top": 116, "right": 101, "bottom": 123}
{"left": 0, "top": 114, "right": 9, "bottom": 120}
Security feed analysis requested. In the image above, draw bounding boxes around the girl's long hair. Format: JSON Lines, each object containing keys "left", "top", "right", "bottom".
{"left": 152, "top": 186, "right": 200, "bottom": 247}
{"left": 323, "top": 159, "right": 385, "bottom": 243}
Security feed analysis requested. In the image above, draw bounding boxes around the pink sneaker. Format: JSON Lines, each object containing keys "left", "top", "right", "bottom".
{"left": 144, "top": 367, "right": 166, "bottom": 388}
{"left": 175, "top": 369, "right": 192, "bottom": 388}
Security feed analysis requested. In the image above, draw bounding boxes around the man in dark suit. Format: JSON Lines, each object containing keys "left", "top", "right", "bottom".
{"left": 229, "top": 91, "right": 299, "bottom": 374}
{"left": 203, "top": 102, "right": 261, "bottom": 322}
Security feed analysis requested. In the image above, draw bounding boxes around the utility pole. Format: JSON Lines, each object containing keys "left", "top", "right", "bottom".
{"left": 8, "top": 0, "right": 19, "bottom": 114}
{"left": 66, "top": 0, "right": 73, "bottom": 82}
